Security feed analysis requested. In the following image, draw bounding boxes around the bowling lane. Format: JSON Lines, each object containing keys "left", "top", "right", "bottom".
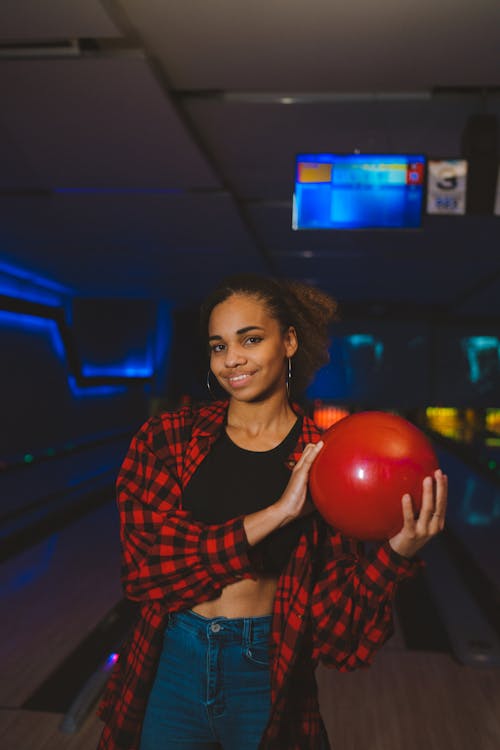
{"left": 1, "top": 404, "right": 498, "bottom": 750}
{"left": 0, "top": 435, "right": 131, "bottom": 528}
{"left": 0, "top": 708, "right": 103, "bottom": 750}
{"left": 317, "top": 648, "right": 500, "bottom": 750}
{"left": 0, "top": 501, "right": 122, "bottom": 707}
{"left": 421, "top": 408, "right": 500, "bottom": 595}
{"left": 434, "top": 446, "right": 500, "bottom": 591}
{"left": 315, "top": 414, "right": 500, "bottom": 749}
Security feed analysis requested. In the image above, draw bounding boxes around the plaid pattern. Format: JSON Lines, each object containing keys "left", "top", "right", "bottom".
{"left": 97, "top": 401, "right": 422, "bottom": 750}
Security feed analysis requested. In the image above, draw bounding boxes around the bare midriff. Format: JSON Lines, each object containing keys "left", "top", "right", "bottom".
{"left": 191, "top": 575, "right": 280, "bottom": 618}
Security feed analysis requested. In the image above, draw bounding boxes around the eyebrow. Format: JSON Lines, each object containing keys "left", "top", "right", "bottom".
{"left": 208, "top": 325, "right": 265, "bottom": 342}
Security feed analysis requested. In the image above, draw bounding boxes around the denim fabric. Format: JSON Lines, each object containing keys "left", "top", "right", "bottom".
{"left": 140, "top": 609, "right": 273, "bottom": 750}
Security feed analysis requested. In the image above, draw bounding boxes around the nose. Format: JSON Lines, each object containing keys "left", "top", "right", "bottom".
{"left": 224, "top": 343, "right": 247, "bottom": 368}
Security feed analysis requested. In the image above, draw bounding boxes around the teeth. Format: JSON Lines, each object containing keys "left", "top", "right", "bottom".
{"left": 230, "top": 374, "right": 250, "bottom": 382}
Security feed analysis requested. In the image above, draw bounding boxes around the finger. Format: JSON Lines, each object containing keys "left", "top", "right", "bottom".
{"left": 401, "top": 493, "right": 416, "bottom": 529}
{"left": 430, "top": 469, "right": 448, "bottom": 531}
{"left": 295, "top": 441, "right": 323, "bottom": 469}
{"left": 417, "top": 475, "right": 435, "bottom": 529}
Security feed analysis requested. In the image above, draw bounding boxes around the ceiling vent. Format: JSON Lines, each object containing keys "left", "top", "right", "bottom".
{"left": 0, "top": 39, "right": 81, "bottom": 59}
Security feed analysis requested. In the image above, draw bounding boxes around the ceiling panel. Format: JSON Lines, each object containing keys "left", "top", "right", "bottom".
{"left": 0, "top": 192, "right": 267, "bottom": 299}
{"left": 0, "top": 0, "right": 119, "bottom": 39}
{"left": 185, "top": 95, "right": 500, "bottom": 201}
{"left": 1, "top": 2, "right": 498, "bottom": 317}
{"left": 0, "top": 57, "right": 220, "bottom": 189}
{"left": 270, "top": 252, "right": 500, "bottom": 310}
{"left": 250, "top": 203, "right": 500, "bottom": 312}
{"left": 120, "top": 0, "right": 500, "bottom": 90}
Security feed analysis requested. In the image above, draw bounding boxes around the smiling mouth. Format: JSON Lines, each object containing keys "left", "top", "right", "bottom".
{"left": 226, "top": 372, "right": 255, "bottom": 387}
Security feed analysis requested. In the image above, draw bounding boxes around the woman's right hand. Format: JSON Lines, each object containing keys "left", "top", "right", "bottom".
{"left": 275, "top": 441, "right": 324, "bottom": 526}
{"left": 243, "top": 441, "right": 324, "bottom": 547}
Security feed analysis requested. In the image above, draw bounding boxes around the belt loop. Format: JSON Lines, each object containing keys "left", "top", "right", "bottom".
{"left": 243, "top": 617, "right": 251, "bottom": 649}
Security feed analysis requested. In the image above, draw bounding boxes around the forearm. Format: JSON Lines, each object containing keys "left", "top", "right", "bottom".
{"left": 122, "top": 510, "right": 261, "bottom": 602}
{"left": 243, "top": 449, "right": 322, "bottom": 547}
{"left": 243, "top": 500, "right": 291, "bottom": 547}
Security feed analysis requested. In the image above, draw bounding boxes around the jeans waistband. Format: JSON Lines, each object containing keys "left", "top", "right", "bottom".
{"left": 168, "top": 608, "right": 272, "bottom": 643}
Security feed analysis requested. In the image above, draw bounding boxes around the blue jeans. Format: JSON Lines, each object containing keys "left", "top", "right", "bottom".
{"left": 140, "top": 608, "right": 273, "bottom": 750}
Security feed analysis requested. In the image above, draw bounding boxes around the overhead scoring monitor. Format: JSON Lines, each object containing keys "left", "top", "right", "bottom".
{"left": 293, "top": 153, "right": 426, "bottom": 230}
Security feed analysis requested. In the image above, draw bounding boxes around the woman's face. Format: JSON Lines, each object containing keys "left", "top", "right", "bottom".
{"left": 208, "top": 293, "right": 297, "bottom": 402}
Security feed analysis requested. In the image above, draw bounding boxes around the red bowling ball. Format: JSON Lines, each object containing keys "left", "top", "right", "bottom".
{"left": 309, "top": 411, "right": 439, "bottom": 540}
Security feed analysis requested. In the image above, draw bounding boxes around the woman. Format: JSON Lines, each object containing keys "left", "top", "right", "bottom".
{"left": 97, "top": 274, "right": 447, "bottom": 750}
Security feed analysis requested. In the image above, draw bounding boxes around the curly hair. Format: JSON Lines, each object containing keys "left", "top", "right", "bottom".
{"left": 200, "top": 273, "right": 338, "bottom": 395}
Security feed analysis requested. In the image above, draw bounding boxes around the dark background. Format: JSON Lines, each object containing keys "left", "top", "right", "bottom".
{"left": 1, "top": 0, "right": 499, "bottom": 459}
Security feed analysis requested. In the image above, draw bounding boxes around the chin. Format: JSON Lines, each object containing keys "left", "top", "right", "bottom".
{"left": 230, "top": 383, "right": 285, "bottom": 404}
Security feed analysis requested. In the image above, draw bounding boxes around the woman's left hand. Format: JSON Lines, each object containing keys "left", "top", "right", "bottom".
{"left": 388, "top": 469, "right": 448, "bottom": 559}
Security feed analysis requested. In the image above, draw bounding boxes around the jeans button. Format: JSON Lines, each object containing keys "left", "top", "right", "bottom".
{"left": 211, "top": 622, "right": 221, "bottom": 633}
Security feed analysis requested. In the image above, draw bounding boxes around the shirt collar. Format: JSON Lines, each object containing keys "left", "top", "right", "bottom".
{"left": 191, "top": 400, "right": 228, "bottom": 438}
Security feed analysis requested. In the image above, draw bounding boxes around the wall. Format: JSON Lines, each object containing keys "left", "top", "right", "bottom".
{"left": 0, "top": 289, "right": 172, "bottom": 462}
{"left": 307, "top": 319, "right": 500, "bottom": 409}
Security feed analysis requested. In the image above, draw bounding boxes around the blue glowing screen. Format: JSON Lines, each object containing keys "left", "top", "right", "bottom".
{"left": 293, "top": 154, "right": 426, "bottom": 229}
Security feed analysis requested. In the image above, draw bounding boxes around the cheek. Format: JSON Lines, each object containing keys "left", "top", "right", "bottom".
{"left": 265, "top": 347, "right": 287, "bottom": 372}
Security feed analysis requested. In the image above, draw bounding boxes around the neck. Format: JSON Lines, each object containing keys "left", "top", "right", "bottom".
{"left": 227, "top": 390, "right": 296, "bottom": 436}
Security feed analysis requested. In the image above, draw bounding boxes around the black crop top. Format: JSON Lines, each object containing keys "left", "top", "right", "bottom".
{"left": 182, "top": 417, "right": 310, "bottom": 574}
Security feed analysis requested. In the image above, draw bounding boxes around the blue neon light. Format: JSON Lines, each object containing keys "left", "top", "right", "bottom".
{"left": 1, "top": 309, "right": 146, "bottom": 394}
{"left": 0, "top": 310, "right": 65, "bottom": 359}
{"left": 0, "top": 261, "right": 70, "bottom": 295}
{"left": 68, "top": 376, "right": 127, "bottom": 397}
{"left": 461, "top": 336, "right": 500, "bottom": 384}
{"left": 82, "top": 365, "right": 154, "bottom": 378}
{"left": 346, "top": 334, "right": 384, "bottom": 363}
{"left": 1, "top": 264, "right": 157, "bottom": 390}
{"left": 0, "top": 275, "right": 61, "bottom": 307}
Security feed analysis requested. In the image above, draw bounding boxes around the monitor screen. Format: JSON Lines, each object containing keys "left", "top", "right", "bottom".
{"left": 293, "top": 153, "right": 426, "bottom": 230}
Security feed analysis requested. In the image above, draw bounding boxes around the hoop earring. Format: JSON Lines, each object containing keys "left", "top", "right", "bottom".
{"left": 206, "top": 369, "right": 214, "bottom": 397}
{"left": 286, "top": 357, "right": 292, "bottom": 398}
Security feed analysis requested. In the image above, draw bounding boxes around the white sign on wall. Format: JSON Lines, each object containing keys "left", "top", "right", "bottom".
{"left": 426, "top": 159, "right": 467, "bottom": 215}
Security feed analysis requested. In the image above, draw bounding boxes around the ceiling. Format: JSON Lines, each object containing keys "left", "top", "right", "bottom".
{"left": 1, "top": 0, "right": 499, "bottom": 319}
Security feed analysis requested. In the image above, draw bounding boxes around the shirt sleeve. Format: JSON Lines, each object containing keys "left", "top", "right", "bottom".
{"left": 310, "top": 525, "right": 424, "bottom": 671}
{"left": 117, "top": 423, "right": 262, "bottom": 607}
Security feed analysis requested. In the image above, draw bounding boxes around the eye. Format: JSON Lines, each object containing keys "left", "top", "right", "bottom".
{"left": 211, "top": 343, "right": 226, "bottom": 354}
{"left": 245, "top": 336, "right": 262, "bottom": 345}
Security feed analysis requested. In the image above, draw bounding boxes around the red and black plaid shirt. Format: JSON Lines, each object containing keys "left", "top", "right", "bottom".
{"left": 97, "top": 401, "right": 422, "bottom": 750}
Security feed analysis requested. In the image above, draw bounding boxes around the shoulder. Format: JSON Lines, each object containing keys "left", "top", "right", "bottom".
{"left": 301, "top": 413, "right": 322, "bottom": 441}
{"left": 134, "top": 400, "right": 228, "bottom": 453}
{"left": 133, "top": 406, "right": 190, "bottom": 445}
